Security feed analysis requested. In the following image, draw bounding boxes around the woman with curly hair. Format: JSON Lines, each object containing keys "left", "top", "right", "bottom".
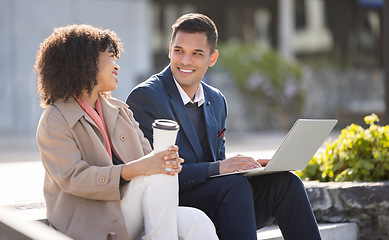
{"left": 34, "top": 24, "right": 218, "bottom": 240}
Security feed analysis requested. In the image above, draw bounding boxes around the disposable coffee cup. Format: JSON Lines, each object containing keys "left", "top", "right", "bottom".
{"left": 152, "top": 119, "right": 180, "bottom": 153}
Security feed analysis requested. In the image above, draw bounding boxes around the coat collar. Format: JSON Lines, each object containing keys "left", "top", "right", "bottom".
{"left": 161, "top": 66, "right": 217, "bottom": 161}
{"left": 54, "top": 94, "right": 127, "bottom": 135}
{"left": 54, "top": 96, "right": 87, "bottom": 128}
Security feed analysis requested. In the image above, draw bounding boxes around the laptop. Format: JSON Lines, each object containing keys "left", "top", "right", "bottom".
{"left": 212, "top": 119, "right": 338, "bottom": 178}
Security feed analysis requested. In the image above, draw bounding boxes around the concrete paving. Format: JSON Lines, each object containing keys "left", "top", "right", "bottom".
{"left": 1, "top": 131, "right": 350, "bottom": 239}
{"left": 0, "top": 131, "right": 291, "bottom": 217}
{"left": 0, "top": 131, "right": 341, "bottom": 216}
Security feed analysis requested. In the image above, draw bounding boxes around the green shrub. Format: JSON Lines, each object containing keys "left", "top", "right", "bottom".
{"left": 213, "top": 43, "right": 305, "bottom": 113}
{"left": 296, "top": 114, "right": 389, "bottom": 182}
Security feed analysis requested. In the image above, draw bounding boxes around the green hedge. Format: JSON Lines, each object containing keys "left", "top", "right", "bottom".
{"left": 214, "top": 43, "right": 305, "bottom": 113}
{"left": 296, "top": 114, "right": 389, "bottom": 182}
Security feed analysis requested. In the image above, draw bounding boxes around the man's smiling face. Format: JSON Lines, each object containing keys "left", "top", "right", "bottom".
{"left": 169, "top": 31, "right": 218, "bottom": 98}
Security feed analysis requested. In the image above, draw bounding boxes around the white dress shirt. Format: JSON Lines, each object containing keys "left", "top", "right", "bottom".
{"left": 173, "top": 78, "right": 205, "bottom": 107}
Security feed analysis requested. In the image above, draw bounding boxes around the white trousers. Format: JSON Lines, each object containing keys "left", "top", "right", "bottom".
{"left": 121, "top": 174, "right": 218, "bottom": 240}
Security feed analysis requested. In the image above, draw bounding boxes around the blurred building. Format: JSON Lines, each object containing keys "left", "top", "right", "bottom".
{"left": 150, "top": 0, "right": 385, "bottom": 130}
{"left": 0, "top": 0, "right": 153, "bottom": 135}
{"left": 151, "top": 0, "right": 383, "bottom": 69}
{"left": 0, "top": 0, "right": 385, "bottom": 134}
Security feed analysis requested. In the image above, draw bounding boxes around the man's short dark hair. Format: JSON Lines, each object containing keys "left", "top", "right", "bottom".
{"left": 171, "top": 13, "right": 218, "bottom": 53}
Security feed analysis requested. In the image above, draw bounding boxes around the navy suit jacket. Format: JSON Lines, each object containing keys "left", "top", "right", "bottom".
{"left": 126, "top": 65, "right": 227, "bottom": 191}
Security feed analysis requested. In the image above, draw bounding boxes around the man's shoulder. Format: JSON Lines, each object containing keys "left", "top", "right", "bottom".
{"left": 131, "top": 68, "right": 169, "bottom": 93}
{"left": 127, "top": 68, "right": 171, "bottom": 105}
{"left": 202, "top": 81, "right": 225, "bottom": 100}
{"left": 130, "top": 77, "right": 164, "bottom": 99}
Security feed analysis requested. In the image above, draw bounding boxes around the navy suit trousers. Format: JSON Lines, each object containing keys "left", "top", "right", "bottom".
{"left": 179, "top": 172, "right": 321, "bottom": 240}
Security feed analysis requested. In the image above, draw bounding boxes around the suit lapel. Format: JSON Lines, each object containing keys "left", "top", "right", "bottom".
{"left": 203, "top": 86, "right": 218, "bottom": 162}
{"left": 162, "top": 67, "right": 203, "bottom": 161}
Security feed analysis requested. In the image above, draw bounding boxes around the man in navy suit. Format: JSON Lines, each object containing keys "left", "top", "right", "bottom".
{"left": 126, "top": 13, "right": 321, "bottom": 240}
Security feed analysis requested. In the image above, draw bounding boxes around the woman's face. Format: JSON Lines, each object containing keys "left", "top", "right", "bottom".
{"left": 95, "top": 49, "right": 120, "bottom": 93}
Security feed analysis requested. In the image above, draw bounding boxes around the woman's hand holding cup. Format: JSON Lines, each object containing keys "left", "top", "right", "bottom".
{"left": 162, "top": 145, "right": 184, "bottom": 175}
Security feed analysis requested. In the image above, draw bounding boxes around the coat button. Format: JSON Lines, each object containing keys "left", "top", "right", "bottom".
{"left": 100, "top": 177, "right": 105, "bottom": 182}
{"left": 120, "top": 135, "right": 126, "bottom": 141}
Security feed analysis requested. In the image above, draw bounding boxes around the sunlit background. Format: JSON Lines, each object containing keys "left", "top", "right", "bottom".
{"left": 1, "top": 2, "right": 388, "bottom": 238}
{"left": 1, "top": 0, "right": 387, "bottom": 137}
{"left": 0, "top": 0, "right": 388, "bottom": 228}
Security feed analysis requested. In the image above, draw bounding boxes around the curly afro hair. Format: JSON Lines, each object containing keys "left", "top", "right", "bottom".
{"left": 34, "top": 24, "right": 123, "bottom": 107}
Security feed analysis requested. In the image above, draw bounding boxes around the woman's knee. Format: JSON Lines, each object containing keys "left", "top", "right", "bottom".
{"left": 141, "top": 174, "right": 179, "bottom": 195}
{"left": 149, "top": 173, "right": 178, "bottom": 185}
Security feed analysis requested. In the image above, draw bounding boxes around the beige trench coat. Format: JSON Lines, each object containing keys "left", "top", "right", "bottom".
{"left": 36, "top": 94, "right": 152, "bottom": 240}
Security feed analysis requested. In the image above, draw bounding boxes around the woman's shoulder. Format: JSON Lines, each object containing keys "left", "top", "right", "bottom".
{"left": 41, "top": 98, "right": 84, "bottom": 128}
{"left": 105, "top": 96, "right": 129, "bottom": 109}
{"left": 41, "top": 101, "right": 63, "bottom": 119}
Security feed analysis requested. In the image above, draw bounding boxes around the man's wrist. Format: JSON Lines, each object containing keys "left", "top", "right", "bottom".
{"left": 206, "top": 161, "right": 220, "bottom": 178}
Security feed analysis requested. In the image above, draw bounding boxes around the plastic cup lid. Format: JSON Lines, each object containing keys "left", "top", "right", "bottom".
{"left": 152, "top": 119, "right": 180, "bottom": 130}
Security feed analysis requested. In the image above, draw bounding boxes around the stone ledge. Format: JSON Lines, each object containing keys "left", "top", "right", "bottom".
{"left": 0, "top": 206, "right": 71, "bottom": 240}
{"left": 4, "top": 181, "right": 387, "bottom": 239}
{"left": 257, "top": 222, "right": 358, "bottom": 240}
{"left": 304, "top": 181, "right": 389, "bottom": 240}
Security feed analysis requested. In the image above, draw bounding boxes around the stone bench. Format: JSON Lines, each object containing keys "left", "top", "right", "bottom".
{"left": 257, "top": 222, "right": 358, "bottom": 240}
{"left": 4, "top": 181, "right": 388, "bottom": 239}
{"left": 0, "top": 206, "right": 71, "bottom": 240}
{"left": 304, "top": 181, "right": 389, "bottom": 240}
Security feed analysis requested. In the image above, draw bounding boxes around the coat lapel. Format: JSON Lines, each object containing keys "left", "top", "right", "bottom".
{"left": 162, "top": 67, "right": 204, "bottom": 161}
{"left": 99, "top": 95, "right": 119, "bottom": 140}
{"left": 55, "top": 97, "right": 99, "bottom": 130}
{"left": 54, "top": 97, "right": 109, "bottom": 160}
{"left": 58, "top": 95, "right": 123, "bottom": 151}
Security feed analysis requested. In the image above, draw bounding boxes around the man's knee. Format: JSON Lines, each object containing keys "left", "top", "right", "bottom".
{"left": 209, "top": 175, "right": 254, "bottom": 208}
{"left": 218, "top": 175, "right": 253, "bottom": 195}
{"left": 277, "top": 172, "right": 305, "bottom": 189}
